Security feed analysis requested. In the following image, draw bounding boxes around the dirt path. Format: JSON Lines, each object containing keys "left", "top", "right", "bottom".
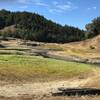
{"left": 0, "top": 78, "right": 93, "bottom": 97}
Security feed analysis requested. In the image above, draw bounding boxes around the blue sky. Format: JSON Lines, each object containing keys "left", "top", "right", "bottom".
{"left": 0, "top": 0, "right": 100, "bottom": 29}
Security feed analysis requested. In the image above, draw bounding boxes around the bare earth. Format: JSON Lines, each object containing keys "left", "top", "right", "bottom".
{"left": 0, "top": 75, "right": 98, "bottom": 97}
{"left": 0, "top": 79, "right": 89, "bottom": 97}
{"left": 0, "top": 68, "right": 99, "bottom": 100}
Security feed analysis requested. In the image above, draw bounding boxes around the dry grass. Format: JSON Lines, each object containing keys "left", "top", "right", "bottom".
{"left": 40, "top": 35, "right": 100, "bottom": 59}
{"left": 84, "top": 75, "right": 100, "bottom": 88}
{"left": 0, "top": 95, "right": 100, "bottom": 100}
{"left": 1, "top": 35, "right": 100, "bottom": 59}
{"left": 0, "top": 25, "right": 16, "bottom": 33}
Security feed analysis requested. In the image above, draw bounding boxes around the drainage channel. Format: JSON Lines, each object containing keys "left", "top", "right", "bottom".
{"left": 52, "top": 88, "right": 100, "bottom": 96}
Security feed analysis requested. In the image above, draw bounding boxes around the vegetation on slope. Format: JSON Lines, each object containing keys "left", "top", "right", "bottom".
{"left": 0, "top": 9, "right": 100, "bottom": 43}
{"left": 0, "top": 9, "right": 85, "bottom": 43}
{"left": 86, "top": 17, "right": 100, "bottom": 38}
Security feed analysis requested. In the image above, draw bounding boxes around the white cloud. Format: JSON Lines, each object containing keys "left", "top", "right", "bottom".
{"left": 67, "top": 1, "right": 72, "bottom": 5}
{"left": 50, "top": 1, "right": 78, "bottom": 13}
{"left": 88, "top": 7, "right": 97, "bottom": 10}
{"left": 35, "top": 2, "right": 49, "bottom": 7}
{"left": 18, "top": 0, "right": 29, "bottom": 4}
{"left": 18, "top": 0, "right": 41, "bottom": 4}
{"left": 20, "top": 5, "right": 28, "bottom": 9}
{"left": 17, "top": 0, "right": 78, "bottom": 13}
{"left": 88, "top": 8, "right": 91, "bottom": 10}
{"left": 18, "top": 0, "right": 49, "bottom": 7}
{"left": 93, "top": 7, "right": 97, "bottom": 10}
{"left": 52, "top": 1, "right": 58, "bottom": 5}
{"left": 49, "top": 9, "right": 63, "bottom": 13}
{"left": 56, "top": 5, "right": 71, "bottom": 10}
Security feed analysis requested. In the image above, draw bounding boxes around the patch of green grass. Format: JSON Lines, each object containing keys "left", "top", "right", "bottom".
{"left": 0, "top": 55, "right": 96, "bottom": 83}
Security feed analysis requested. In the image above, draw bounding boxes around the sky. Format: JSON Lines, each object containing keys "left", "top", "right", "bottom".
{"left": 0, "top": 0, "right": 100, "bottom": 29}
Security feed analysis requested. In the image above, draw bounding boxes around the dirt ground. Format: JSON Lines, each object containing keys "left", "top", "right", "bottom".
{"left": 0, "top": 79, "right": 90, "bottom": 97}
{"left": 0, "top": 71, "right": 99, "bottom": 100}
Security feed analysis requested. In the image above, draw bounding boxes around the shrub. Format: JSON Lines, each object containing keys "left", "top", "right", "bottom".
{"left": 90, "top": 45, "right": 95, "bottom": 49}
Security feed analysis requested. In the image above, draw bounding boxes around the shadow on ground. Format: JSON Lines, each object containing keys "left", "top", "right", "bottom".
{"left": 52, "top": 88, "right": 100, "bottom": 96}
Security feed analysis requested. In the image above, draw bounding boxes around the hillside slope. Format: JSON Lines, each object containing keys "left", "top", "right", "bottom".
{"left": 0, "top": 9, "right": 85, "bottom": 43}
{"left": 40, "top": 35, "right": 100, "bottom": 59}
{"left": 66, "top": 35, "right": 100, "bottom": 48}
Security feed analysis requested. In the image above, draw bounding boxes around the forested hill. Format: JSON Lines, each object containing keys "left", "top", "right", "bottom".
{"left": 0, "top": 9, "right": 85, "bottom": 43}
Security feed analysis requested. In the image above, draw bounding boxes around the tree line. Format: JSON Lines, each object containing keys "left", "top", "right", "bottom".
{"left": 0, "top": 9, "right": 99, "bottom": 43}
{"left": 85, "top": 17, "right": 100, "bottom": 38}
